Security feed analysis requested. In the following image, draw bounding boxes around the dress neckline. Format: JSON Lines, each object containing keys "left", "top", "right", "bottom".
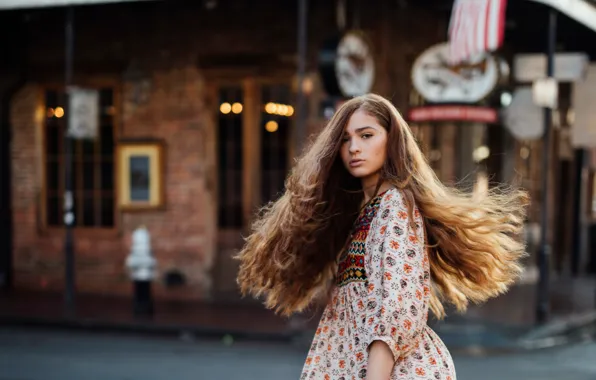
{"left": 362, "top": 188, "right": 390, "bottom": 209}
{"left": 351, "top": 189, "right": 390, "bottom": 232}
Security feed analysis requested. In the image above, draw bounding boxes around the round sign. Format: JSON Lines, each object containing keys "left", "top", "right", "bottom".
{"left": 503, "top": 87, "right": 544, "bottom": 140}
{"left": 335, "top": 32, "right": 375, "bottom": 97}
{"left": 319, "top": 32, "right": 375, "bottom": 98}
{"left": 411, "top": 43, "right": 499, "bottom": 103}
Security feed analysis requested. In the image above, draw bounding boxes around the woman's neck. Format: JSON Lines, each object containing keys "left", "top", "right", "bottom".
{"left": 361, "top": 175, "right": 392, "bottom": 204}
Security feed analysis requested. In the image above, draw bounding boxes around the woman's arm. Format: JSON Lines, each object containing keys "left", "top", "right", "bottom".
{"left": 366, "top": 340, "right": 394, "bottom": 380}
{"left": 364, "top": 189, "right": 431, "bottom": 378}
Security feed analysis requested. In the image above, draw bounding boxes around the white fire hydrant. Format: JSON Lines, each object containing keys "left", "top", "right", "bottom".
{"left": 125, "top": 226, "right": 157, "bottom": 317}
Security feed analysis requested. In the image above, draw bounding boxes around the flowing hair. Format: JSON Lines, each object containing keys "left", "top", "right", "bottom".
{"left": 236, "top": 93, "right": 529, "bottom": 318}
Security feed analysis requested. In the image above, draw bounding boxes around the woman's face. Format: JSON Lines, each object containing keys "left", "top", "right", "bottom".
{"left": 340, "top": 109, "right": 388, "bottom": 181}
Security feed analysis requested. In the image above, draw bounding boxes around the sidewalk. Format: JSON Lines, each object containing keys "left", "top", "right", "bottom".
{"left": 432, "top": 276, "right": 596, "bottom": 353}
{"left": 1, "top": 276, "right": 595, "bottom": 354}
{"left": 0, "top": 290, "right": 298, "bottom": 341}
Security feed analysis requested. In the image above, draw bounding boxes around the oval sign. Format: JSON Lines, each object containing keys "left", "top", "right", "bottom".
{"left": 411, "top": 42, "right": 499, "bottom": 103}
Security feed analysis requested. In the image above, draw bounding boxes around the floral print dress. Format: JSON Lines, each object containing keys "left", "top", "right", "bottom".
{"left": 301, "top": 188, "right": 456, "bottom": 380}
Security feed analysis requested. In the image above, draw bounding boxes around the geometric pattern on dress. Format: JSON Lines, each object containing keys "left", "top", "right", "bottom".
{"left": 336, "top": 192, "right": 385, "bottom": 287}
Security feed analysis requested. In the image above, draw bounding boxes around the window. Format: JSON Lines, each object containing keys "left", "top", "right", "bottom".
{"left": 217, "top": 86, "right": 244, "bottom": 228}
{"left": 260, "top": 84, "right": 291, "bottom": 204}
{"left": 44, "top": 88, "right": 116, "bottom": 228}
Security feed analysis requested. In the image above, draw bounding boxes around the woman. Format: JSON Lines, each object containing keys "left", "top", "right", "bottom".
{"left": 236, "top": 94, "right": 528, "bottom": 379}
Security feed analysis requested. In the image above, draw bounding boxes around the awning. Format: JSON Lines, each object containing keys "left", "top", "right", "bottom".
{"left": 0, "top": 0, "right": 155, "bottom": 10}
{"left": 529, "top": 0, "right": 596, "bottom": 32}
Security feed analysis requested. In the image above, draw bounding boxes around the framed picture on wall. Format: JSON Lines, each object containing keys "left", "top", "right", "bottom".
{"left": 116, "top": 140, "right": 165, "bottom": 211}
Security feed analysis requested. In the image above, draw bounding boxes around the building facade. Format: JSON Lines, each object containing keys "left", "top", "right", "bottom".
{"left": 1, "top": 0, "right": 449, "bottom": 301}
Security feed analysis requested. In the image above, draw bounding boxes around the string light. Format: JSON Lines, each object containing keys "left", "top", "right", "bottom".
{"left": 264, "top": 102, "right": 294, "bottom": 117}
{"left": 265, "top": 102, "right": 277, "bottom": 114}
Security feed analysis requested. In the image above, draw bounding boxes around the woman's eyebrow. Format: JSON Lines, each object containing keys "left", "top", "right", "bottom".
{"left": 354, "top": 126, "right": 376, "bottom": 133}
{"left": 343, "top": 126, "right": 377, "bottom": 136}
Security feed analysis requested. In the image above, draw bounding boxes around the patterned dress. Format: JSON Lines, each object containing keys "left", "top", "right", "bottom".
{"left": 300, "top": 188, "right": 456, "bottom": 380}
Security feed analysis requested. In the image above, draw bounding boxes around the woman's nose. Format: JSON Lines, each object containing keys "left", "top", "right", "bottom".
{"left": 348, "top": 140, "right": 361, "bottom": 153}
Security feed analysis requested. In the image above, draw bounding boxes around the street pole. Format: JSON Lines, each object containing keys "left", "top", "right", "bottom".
{"left": 64, "top": 6, "right": 76, "bottom": 316}
{"left": 289, "top": 0, "right": 308, "bottom": 338}
{"left": 536, "top": 7, "right": 557, "bottom": 325}
{"left": 295, "top": 0, "right": 308, "bottom": 157}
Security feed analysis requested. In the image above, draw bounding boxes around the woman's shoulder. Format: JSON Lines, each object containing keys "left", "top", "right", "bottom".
{"left": 378, "top": 187, "right": 419, "bottom": 216}
{"left": 379, "top": 187, "right": 405, "bottom": 207}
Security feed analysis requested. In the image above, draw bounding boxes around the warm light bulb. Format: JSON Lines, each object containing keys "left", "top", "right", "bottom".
{"left": 265, "top": 120, "right": 279, "bottom": 133}
{"left": 286, "top": 106, "right": 294, "bottom": 117}
{"left": 54, "top": 107, "right": 64, "bottom": 118}
{"left": 232, "top": 102, "right": 243, "bottom": 114}
{"left": 473, "top": 145, "right": 490, "bottom": 162}
{"left": 265, "top": 102, "right": 277, "bottom": 114}
{"left": 301, "top": 78, "right": 314, "bottom": 94}
{"left": 47, "top": 108, "right": 55, "bottom": 118}
{"left": 220, "top": 102, "right": 232, "bottom": 114}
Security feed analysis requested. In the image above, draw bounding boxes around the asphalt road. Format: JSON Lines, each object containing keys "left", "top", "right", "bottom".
{"left": 0, "top": 327, "right": 595, "bottom": 380}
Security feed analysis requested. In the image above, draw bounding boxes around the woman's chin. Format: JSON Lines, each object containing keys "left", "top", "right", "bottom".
{"left": 348, "top": 168, "right": 373, "bottom": 179}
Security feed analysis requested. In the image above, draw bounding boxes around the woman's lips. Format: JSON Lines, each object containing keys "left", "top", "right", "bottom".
{"left": 349, "top": 159, "right": 364, "bottom": 167}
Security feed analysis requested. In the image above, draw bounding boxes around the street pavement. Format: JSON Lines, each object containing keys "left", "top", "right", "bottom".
{"left": 0, "top": 327, "right": 595, "bottom": 380}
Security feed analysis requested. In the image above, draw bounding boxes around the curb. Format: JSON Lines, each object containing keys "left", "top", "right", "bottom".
{"left": 518, "top": 311, "right": 596, "bottom": 340}
{"left": 516, "top": 311, "right": 596, "bottom": 350}
{"left": 2, "top": 312, "right": 595, "bottom": 354}
{"left": 431, "top": 312, "right": 596, "bottom": 355}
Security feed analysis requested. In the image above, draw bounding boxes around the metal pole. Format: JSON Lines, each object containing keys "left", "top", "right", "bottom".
{"left": 295, "top": 0, "right": 308, "bottom": 156}
{"left": 536, "top": 8, "right": 557, "bottom": 325}
{"left": 288, "top": 0, "right": 308, "bottom": 336}
{"left": 64, "top": 6, "right": 76, "bottom": 316}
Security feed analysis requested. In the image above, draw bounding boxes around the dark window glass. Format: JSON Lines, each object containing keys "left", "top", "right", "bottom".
{"left": 260, "top": 84, "right": 291, "bottom": 204}
{"left": 217, "top": 86, "right": 244, "bottom": 228}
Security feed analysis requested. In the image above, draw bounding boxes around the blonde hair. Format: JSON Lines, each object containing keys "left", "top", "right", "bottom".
{"left": 236, "top": 93, "right": 529, "bottom": 318}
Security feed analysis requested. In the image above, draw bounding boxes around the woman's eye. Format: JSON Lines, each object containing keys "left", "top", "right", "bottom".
{"left": 362, "top": 133, "right": 373, "bottom": 139}
{"left": 341, "top": 137, "right": 349, "bottom": 143}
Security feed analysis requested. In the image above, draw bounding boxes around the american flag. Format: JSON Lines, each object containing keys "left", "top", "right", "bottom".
{"left": 448, "top": 0, "right": 508, "bottom": 63}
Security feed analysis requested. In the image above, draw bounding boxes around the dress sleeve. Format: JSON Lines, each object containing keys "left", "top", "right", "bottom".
{"left": 364, "top": 189, "right": 431, "bottom": 361}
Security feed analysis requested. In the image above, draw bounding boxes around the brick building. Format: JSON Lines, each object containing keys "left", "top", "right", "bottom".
{"left": 0, "top": 0, "right": 449, "bottom": 302}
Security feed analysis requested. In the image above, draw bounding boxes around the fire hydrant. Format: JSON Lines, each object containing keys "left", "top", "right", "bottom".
{"left": 125, "top": 226, "right": 157, "bottom": 318}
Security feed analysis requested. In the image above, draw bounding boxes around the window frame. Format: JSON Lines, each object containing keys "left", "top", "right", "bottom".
{"left": 39, "top": 80, "right": 121, "bottom": 237}
{"left": 209, "top": 76, "right": 295, "bottom": 232}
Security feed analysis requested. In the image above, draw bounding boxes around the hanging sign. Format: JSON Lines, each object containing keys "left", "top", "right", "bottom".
{"left": 408, "top": 105, "right": 498, "bottom": 123}
{"left": 411, "top": 42, "right": 499, "bottom": 104}
{"left": 67, "top": 87, "right": 99, "bottom": 140}
{"left": 513, "top": 52, "right": 588, "bottom": 82}
{"left": 572, "top": 65, "right": 596, "bottom": 148}
{"left": 502, "top": 87, "right": 544, "bottom": 140}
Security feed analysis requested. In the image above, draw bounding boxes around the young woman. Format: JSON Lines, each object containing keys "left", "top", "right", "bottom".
{"left": 236, "top": 94, "right": 528, "bottom": 379}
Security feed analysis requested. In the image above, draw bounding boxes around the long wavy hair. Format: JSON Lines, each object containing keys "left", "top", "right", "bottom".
{"left": 236, "top": 93, "right": 529, "bottom": 318}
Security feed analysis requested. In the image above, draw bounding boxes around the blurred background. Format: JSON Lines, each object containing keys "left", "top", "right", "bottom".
{"left": 0, "top": 0, "right": 595, "bottom": 379}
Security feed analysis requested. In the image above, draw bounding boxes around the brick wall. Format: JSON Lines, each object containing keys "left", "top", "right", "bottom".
{"left": 11, "top": 66, "right": 216, "bottom": 300}
{"left": 9, "top": 1, "right": 446, "bottom": 300}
